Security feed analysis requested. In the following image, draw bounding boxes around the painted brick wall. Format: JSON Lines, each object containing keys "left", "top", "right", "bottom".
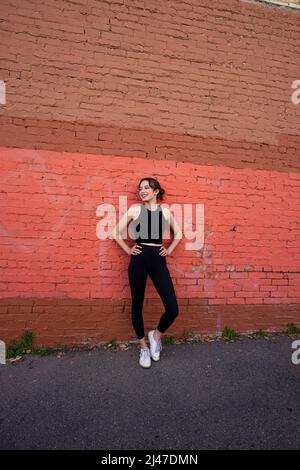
{"left": 0, "top": 0, "right": 299, "bottom": 347}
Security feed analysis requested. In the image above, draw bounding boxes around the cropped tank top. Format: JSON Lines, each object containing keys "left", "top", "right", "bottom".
{"left": 130, "top": 204, "right": 168, "bottom": 245}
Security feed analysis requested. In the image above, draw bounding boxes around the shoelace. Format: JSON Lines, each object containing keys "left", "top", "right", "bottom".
{"left": 154, "top": 337, "right": 162, "bottom": 353}
{"left": 140, "top": 348, "right": 150, "bottom": 358}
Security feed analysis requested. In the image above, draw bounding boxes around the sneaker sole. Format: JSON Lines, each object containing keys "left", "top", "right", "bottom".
{"left": 150, "top": 355, "right": 160, "bottom": 361}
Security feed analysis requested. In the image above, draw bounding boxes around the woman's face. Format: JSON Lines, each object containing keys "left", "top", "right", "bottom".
{"left": 138, "top": 180, "right": 159, "bottom": 202}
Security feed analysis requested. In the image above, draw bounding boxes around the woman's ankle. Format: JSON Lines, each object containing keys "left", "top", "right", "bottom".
{"left": 154, "top": 329, "right": 162, "bottom": 341}
{"left": 139, "top": 337, "right": 148, "bottom": 349}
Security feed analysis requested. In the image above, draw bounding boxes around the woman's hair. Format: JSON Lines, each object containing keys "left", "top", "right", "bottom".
{"left": 137, "top": 177, "right": 165, "bottom": 201}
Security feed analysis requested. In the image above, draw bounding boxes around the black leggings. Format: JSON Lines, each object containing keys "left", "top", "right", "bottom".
{"left": 127, "top": 244, "right": 179, "bottom": 340}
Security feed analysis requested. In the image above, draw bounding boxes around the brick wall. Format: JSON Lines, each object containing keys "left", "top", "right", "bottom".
{"left": 0, "top": 0, "right": 299, "bottom": 347}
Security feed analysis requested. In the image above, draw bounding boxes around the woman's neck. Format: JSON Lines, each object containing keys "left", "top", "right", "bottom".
{"left": 143, "top": 202, "right": 158, "bottom": 211}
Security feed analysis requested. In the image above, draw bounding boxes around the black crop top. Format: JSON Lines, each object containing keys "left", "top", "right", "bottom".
{"left": 130, "top": 204, "right": 168, "bottom": 245}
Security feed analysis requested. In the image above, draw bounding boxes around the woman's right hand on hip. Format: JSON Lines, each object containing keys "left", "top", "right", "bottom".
{"left": 129, "top": 244, "right": 142, "bottom": 255}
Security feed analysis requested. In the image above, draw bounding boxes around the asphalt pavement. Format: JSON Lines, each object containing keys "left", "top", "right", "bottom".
{"left": 0, "top": 335, "right": 299, "bottom": 450}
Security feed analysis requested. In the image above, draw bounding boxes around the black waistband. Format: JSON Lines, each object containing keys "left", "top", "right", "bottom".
{"left": 138, "top": 243, "right": 162, "bottom": 249}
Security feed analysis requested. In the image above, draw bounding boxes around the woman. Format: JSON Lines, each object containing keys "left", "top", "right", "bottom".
{"left": 112, "top": 177, "right": 182, "bottom": 368}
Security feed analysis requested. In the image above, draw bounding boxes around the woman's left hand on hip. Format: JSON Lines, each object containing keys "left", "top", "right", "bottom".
{"left": 159, "top": 245, "right": 171, "bottom": 256}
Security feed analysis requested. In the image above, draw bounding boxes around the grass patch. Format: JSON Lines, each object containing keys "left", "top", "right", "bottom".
{"left": 6, "top": 330, "right": 34, "bottom": 359}
{"left": 221, "top": 327, "right": 239, "bottom": 341}
{"left": 6, "top": 331, "right": 73, "bottom": 359}
{"left": 162, "top": 335, "right": 176, "bottom": 345}
{"left": 286, "top": 323, "right": 300, "bottom": 335}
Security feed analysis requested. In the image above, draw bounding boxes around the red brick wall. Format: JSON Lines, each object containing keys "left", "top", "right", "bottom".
{"left": 0, "top": 0, "right": 299, "bottom": 347}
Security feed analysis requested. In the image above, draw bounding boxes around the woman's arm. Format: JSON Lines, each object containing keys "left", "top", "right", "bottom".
{"left": 111, "top": 208, "right": 135, "bottom": 255}
{"left": 164, "top": 208, "right": 183, "bottom": 255}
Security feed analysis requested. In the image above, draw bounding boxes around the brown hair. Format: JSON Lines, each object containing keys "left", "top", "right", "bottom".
{"left": 137, "top": 177, "right": 165, "bottom": 201}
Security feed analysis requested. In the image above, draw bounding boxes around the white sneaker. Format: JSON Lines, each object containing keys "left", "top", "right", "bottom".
{"left": 139, "top": 347, "right": 151, "bottom": 368}
{"left": 148, "top": 330, "right": 162, "bottom": 361}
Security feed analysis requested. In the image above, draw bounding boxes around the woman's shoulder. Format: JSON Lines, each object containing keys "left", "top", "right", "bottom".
{"left": 160, "top": 205, "right": 171, "bottom": 221}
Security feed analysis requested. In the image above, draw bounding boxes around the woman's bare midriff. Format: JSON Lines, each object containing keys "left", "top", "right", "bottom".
{"left": 139, "top": 242, "right": 163, "bottom": 246}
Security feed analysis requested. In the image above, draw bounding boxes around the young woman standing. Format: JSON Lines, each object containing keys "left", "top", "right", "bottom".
{"left": 112, "top": 177, "right": 182, "bottom": 368}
